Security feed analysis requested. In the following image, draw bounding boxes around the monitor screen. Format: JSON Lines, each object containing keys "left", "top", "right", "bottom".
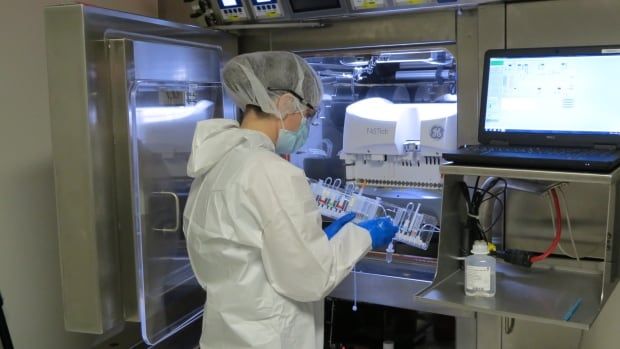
{"left": 483, "top": 53, "right": 620, "bottom": 135}
{"left": 220, "top": 0, "right": 241, "bottom": 7}
{"left": 289, "top": 0, "right": 341, "bottom": 12}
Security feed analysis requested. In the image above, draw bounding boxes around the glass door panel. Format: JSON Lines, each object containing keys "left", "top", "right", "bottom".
{"left": 130, "top": 81, "right": 223, "bottom": 344}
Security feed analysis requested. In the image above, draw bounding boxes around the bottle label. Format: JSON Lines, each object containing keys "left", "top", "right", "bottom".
{"left": 466, "top": 265, "right": 491, "bottom": 291}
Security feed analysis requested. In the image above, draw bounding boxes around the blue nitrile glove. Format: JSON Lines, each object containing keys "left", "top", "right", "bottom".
{"left": 357, "top": 217, "right": 399, "bottom": 249}
{"left": 324, "top": 212, "right": 357, "bottom": 240}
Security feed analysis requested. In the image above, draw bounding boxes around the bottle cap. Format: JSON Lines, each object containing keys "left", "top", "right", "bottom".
{"left": 471, "top": 240, "right": 489, "bottom": 255}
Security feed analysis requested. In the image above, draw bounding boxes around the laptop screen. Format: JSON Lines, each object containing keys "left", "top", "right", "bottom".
{"left": 479, "top": 47, "right": 620, "bottom": 146}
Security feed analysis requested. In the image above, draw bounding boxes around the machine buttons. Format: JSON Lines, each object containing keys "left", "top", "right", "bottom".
{"left": 252, "top": 2, "right": 281, "bottom": 18}
{"left": 222, "top": 6, "right": 248, "bottom": 21}
{"left": 255, "top": 4, "right": 278, "bottom": 12}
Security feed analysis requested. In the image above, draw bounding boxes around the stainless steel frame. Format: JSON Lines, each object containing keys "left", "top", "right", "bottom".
{"left": 210, "top": 0, "right": 505, "bottom": 24}
{"left": 238, "top": 7, "right": 482, "bottom": 147}
{"left": 45, "top": 4, "right": 236, "bottom": 335}
{"left": 108, "top": 38, "right": 223, "bottom": 345}
{"left": 48, "top": 1, "right": 620, "bottom": 347}
{"left": 236, "top": 6, "right": 468, "bottom": 312}
{"left": 418, "top": 164, "right": 620, "bottom": 329}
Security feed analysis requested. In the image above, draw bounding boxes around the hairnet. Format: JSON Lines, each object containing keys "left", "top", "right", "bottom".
{"left": 222, "top": 51, "right": 322, "bottom": 118}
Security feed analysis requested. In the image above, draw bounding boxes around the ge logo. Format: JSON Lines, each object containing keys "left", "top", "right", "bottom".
{"left": 430, "top": 126, "right": 444, "bottom": 139}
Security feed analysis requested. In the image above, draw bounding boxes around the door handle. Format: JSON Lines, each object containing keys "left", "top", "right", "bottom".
{"left": 152, "top": 191, "right": 180, "bottom": 233}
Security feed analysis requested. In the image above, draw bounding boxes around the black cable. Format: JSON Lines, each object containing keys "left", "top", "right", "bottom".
{"left": 0, "top": 292, "right": 14, "bottom": 349}
{"left": 460, "top": 179, "right": 488, "bottom": 242}
{"left": 466, "top": 185, "right": 506, "bottom": 239}
{"left": 478, "top": 179, "right": 508, "bottom": 242}
{"left": 458, "top": 181, "right": 476, "bottom": 257}
{"left": 502, "top": 183, "right": 507, "bottom": 249}
{"left": 480, "top": 179, "right": 508, "bottom": 204}
{"left": 471, "top": 176, "right": 482, "bottom": 209}
{"left": 470, "top": 178, "right": 508, "bottom": 240}
{"left": 459, "top": 181, "right": 472, "bottom": 204}
{"left": 483, "top": 207, "right": 503, "bottom": 234}
{"left": 469, "top": 186, "right": 505, "bottom": 205}
{"left": 464, "top": 178, "right": 538, "bottom": 268}
{"left": 459, "top": 177, "right": 509, "bottom": 254}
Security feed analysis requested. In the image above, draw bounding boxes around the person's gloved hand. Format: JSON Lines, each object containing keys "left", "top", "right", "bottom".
{"left": 357, "top": 217, "right": 399, "bottom": 249}
{"left": 324, "top": 212, "right": 357, "bottom": 240}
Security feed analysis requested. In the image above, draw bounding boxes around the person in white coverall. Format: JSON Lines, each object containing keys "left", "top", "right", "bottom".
{"left": 183, "top": 51, "right": 398, "bottom": 349}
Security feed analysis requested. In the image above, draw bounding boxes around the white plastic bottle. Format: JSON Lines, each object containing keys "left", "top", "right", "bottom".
{"left": 465, "top": 240, "right": 496, "bottom": 297}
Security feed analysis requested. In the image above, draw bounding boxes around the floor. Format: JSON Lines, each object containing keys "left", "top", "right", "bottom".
{"left": 325, "top": 315, "right": 455, "bottom": 349}
{"left": 93, "top": 309, "right": 455, "bottom": 349}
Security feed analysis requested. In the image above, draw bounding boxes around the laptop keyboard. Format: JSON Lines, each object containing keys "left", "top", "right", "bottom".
{"left": 460, "top": 145, "right": 618, "bottom": 161}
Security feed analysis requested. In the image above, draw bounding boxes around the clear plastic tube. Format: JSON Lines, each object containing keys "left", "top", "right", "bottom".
{"left": 386, "top": 242, "right": 394, "bottom": 263}
{"left": 352, "top": 264, "right": 358, "bottom": 311}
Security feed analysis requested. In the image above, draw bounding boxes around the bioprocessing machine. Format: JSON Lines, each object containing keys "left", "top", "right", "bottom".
{"left": 340, "top": 97, "right": 456, "bottom": 189}
{"left": 283, "top": 48, "right": 460, "bottom": 313}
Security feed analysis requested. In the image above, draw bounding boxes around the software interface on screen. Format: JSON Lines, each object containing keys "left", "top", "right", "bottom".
{"left": 483, "top": 53, "right": 620, "bottom": 135}
{"left": 222, "top": 0, "right": 239, "bottom": 7}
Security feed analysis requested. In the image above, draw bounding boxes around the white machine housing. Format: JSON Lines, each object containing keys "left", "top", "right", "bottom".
{"left": 350, "top": 0, "right": 387, "bottom": 11}
{"left": 340, "top": 97, "right": 457, "bottom": 189}
{"left": 250, "top": 0, "right": 284, "bottom": 19}
{"left": 212, "top": 0, "right": 251, "bottom": 22}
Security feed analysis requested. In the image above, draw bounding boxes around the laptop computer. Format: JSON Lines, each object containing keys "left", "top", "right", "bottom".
{"left": 443, "top": 45, "right": 620, "bottom": 172}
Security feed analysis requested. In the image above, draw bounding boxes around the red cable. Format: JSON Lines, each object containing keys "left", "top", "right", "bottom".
{"left": 530, "top": 188, "right": 562, "bottom": 263}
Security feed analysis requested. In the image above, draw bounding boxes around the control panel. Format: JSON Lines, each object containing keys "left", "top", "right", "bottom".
{"left": 250, "top": 0, "right": 284, "bottom": 19}
{"left": 205, "top": 0, "right": 489, "bottom": 25}
{"left": 288, "top": 0, "right": 347, "bottom": 17}
{"left": 394, "top": 0, "right": 431, "bottom": 6}
{"left": 214, "top": 0, "right": 250, "bottom": 22}
{"left": 350, "top": 0, "right": 386, "bottom": 10}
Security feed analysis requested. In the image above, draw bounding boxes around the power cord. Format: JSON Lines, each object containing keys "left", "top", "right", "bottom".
{"left": 459, "top": 176, "right": 559, "bottom": 268}
{"left": 459, "top": 177, "right": 507, "bottom": 256}
{"left": 494, "top": 186, "right": 564, "bottom": 267}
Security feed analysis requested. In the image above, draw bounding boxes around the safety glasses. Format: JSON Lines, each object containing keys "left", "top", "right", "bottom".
{"left": 267, "top": 87, "right": 320, "bottom": 123}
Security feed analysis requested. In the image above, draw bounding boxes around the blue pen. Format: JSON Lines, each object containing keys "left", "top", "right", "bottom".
{"left": 563, "top": 298, "right": 582, "bottom": 321}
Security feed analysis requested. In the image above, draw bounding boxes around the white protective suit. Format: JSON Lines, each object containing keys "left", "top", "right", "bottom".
{"left": 183, "top": 118, "right": 372, "bottom": 349}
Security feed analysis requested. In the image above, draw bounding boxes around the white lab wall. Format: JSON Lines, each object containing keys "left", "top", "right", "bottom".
{"left": 0, "top": 1, "right": 157, "bottom": 348}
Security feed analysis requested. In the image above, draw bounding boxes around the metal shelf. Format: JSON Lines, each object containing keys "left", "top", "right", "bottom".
{"left": 329, "top": 257, "right": 474, "bottom": 318}
{"left": 440, "top": 164, "right": 620, "bottom": 184}
{"left": 424, "top": 163, "right": 620, "bottom": 328}
{"left": 417, "top": 262, "right": 603, "bottom": 329}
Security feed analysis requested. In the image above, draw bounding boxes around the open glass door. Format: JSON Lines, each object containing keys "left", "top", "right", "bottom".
{"left": 109, "top": 39, "right": 224, "bottom": 345}
{"left": 130, "top": 81, "right": 222, "bottom": 344}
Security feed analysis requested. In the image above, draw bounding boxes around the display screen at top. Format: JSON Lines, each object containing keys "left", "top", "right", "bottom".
{"left": 289, "top": 0, "right": 341, "bottom": 12}
{"left": 483, "top": 53, "right": 620, "bottom": 135}
{"left": 220, "top": 0, "right": 241, "bottom": 7}
{"left": 256, "top": 0, "right": 273, "bottom": 3}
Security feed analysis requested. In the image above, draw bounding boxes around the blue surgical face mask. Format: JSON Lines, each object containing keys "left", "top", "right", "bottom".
{"left": 275, "top": 116, "right": 309, "bottom": 155}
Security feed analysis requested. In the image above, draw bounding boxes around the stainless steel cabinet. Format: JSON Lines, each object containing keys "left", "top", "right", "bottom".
{"left": 45, "top": 4, "right": 236, "bottom": 345}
